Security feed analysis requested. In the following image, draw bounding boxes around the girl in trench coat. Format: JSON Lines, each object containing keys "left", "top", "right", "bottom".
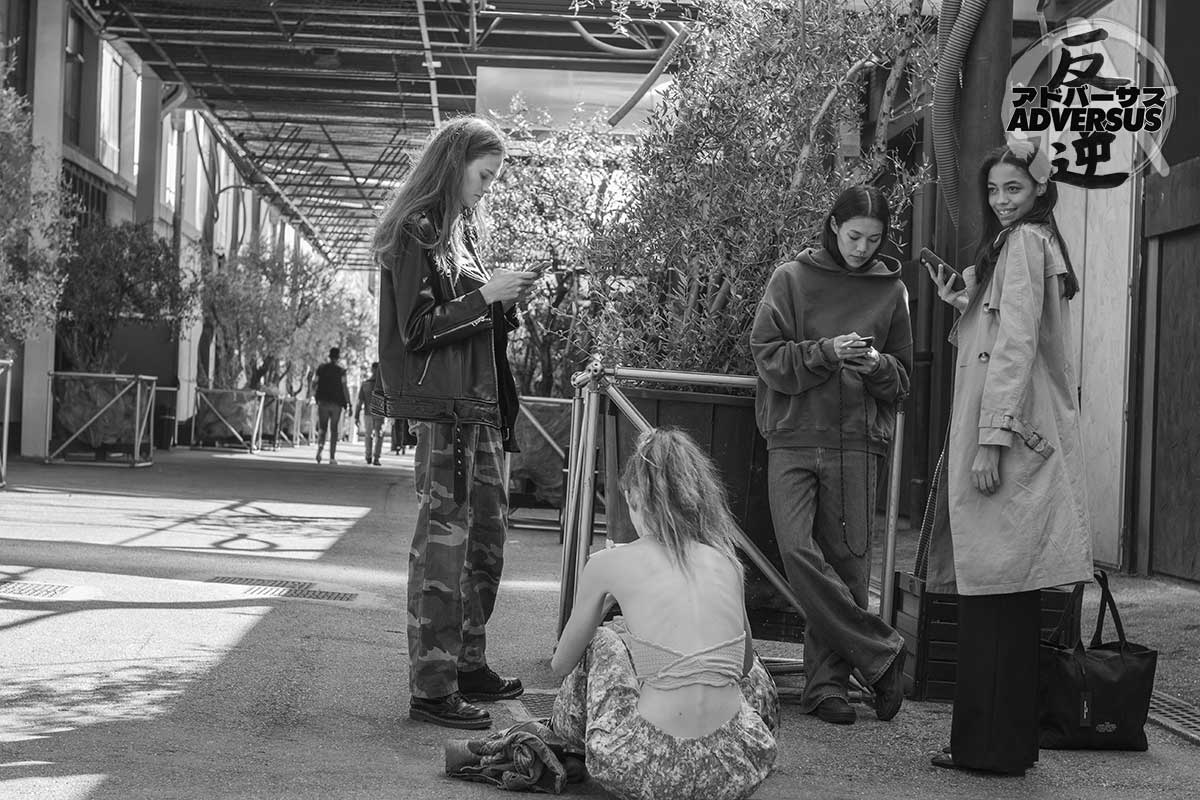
{"left": 924, "top": 139, "right": 1093, "bottom": 775}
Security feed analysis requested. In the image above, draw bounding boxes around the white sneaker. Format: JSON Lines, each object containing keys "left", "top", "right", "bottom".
{"left": 329, "top": 458, "right": 339, "bottom": 466}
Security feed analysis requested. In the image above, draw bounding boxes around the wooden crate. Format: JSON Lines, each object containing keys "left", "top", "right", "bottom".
{"left": 891, "top": 572, "right": 1081, "bottom": 702}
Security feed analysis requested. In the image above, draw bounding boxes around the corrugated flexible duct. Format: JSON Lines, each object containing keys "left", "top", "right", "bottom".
{"left": 932, "top": 0, "right": 990, "bottom": 227}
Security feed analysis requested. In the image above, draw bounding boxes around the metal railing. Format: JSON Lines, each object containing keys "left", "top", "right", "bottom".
{"left": 45, "top": 372, "right": 157, "bottom": 467}
{"left": 192, "top": 388, "right": 266, "bottom": 452}
{"left": 558, "top": 361, "right": 906, "bottom": 670}
{"left": 0, "top": 360, "right": 12, "bottom": 488}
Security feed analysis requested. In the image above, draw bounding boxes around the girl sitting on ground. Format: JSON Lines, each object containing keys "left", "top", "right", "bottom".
{"left": 549, "top": 428, "right": 779, "bottom": 800}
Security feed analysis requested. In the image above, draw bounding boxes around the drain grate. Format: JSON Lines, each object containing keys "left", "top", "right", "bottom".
{"left": 244, "top": 586, "right": 358, "bottom": 602}
{"left": 518, "top": 691, "right": 558, "bottom": 720}
{"left": 0, "top": 580, "right": 71, "bottom": 598}
{"left": 1149, "top": 691, "right": 1200, "bottom": 746}
{"left": 207, "top": 577, "right": 315, "bottom": 590}
{"left": 207, "top": 576, "right": 356, "bottom": 602}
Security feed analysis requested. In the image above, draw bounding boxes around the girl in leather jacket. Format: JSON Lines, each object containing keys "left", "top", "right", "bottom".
{"left": 372, "top": 115, "right": 538, "bottom": 730}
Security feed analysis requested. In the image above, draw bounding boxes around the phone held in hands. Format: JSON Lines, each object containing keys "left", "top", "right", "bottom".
{"left": 852, "top": 335, "right": 874, "bottom": 348}
{"left": 920, "top": 247, "right": 965, "bottom": 289}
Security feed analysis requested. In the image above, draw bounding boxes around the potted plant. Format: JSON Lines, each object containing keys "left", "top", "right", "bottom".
{"left": 573, "top": 0, "right": 933, "bottom": 635}
{"left": 483, "top": 102, "right": 635, "bottom": 508}
{"left": 51, "top": 220, "right": 198, "bottom": 463}
{"left": 1, "top": 59, "right": 74, "bottom": 474}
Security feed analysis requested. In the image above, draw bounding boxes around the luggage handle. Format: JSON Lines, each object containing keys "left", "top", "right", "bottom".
{"left": 1090, "top": 570, "right": 1130, "bottom": 648}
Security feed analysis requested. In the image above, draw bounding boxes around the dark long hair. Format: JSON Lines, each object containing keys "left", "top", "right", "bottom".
{"left": 371, "top": 115, "right": 505, "bottom": 272}
{"left": 972, "top": 145, "right": 1079, "bottom": 299}
{"left": 820, "top": 185, "right": 892, "bottom": 269}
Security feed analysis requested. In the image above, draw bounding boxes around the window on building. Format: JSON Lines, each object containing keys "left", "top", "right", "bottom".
{"left": 3, "top": 0, "right": 33, "bottom": 97}
{"left": 98, "top": 42, "right": 123, "bottom": 173}
{"left": 63, "top": 160, "right": 109, "bottom": 229}
{"left": 63, "top": 12, "right": 85, "bottom": 146}
{"left": 163, "top": 116, "right": 178, "bottom": 209}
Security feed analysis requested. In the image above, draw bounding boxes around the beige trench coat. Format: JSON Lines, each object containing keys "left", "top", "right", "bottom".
{"left": 926, "top": 224, "right": 1093, "bottom": 596}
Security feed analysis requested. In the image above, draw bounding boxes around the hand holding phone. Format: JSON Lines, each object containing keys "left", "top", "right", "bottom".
{"left": 920, "top": 247, "right": 969, "bottom": 311}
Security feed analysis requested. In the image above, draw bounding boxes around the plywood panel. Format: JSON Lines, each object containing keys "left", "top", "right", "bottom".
{"left": 1150, "top": 230, "right": 1200, "bottom": 581}
{"left": 1079, "top": 181, "right": 1135, "bottom": 567}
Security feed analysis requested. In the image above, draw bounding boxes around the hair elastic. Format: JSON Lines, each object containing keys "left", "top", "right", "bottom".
{"left": 1006, "top": 135, "right": 1053, "bottom": 184}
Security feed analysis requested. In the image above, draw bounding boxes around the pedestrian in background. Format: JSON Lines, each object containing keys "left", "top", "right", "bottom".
{"left": 924, "top": 139, "right": 1093, "bottom": 776}
{"left": 355, "top": 361, "right": 384, "bottom": 465}
{"left": 372, "top": 114, "right": 538, "bottom": 729}
{"left": 312, "top": 346, "right": 351, "bottom": 465}
{"left": 750, "top": 185, "right": 910, "bottom": 726}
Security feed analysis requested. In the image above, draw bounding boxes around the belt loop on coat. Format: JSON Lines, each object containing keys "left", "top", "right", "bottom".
{"left": 452, "top": 421, "right": 468, "bottom": 505}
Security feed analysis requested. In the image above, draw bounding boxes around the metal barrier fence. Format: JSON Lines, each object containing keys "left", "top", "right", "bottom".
{"left": 45, "top": 371, "right": 157, "bottom": 466}
{"left": 0, "top": 360, "right": 12, "bottom": 487}
{"left": 192, "top": 388, "right": 266, "bottom": 452}
{"left": 558, "top": 362, "right": 905, "bottom": 678}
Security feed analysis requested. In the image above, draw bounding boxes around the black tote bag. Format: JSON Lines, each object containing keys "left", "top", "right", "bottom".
{"left": 1038, "top": 570, "right": 1158, "bottom": 751}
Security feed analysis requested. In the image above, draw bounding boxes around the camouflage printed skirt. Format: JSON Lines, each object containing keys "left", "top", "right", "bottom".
{"left": 550, "top": 626, "right": 778, "bottom": 800}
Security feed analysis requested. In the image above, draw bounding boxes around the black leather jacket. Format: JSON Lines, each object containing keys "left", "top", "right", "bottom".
{"left": 376, "top": 213, "right": 520, "bottom": 451}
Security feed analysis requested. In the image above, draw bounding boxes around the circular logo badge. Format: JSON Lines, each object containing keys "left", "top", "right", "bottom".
{"left": 1005, "top": 17, "right": 1176, "bottom": 187}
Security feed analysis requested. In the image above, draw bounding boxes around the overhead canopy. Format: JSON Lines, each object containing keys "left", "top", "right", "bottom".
{"left": 90, "top": 0, "right": 696, "bottom": 271}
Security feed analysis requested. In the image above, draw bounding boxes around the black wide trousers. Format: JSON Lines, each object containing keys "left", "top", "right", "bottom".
{"left": 950, "top": 590, "right": 1041, "bottom": 775}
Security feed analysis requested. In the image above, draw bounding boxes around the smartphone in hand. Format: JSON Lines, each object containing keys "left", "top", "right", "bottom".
{"left": 920, "top": 247, "right": 965, "bottom": 290}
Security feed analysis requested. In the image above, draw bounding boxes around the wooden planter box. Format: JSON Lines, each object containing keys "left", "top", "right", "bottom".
{"left": 891, "top": 571, "right": 1082, "bottom": 701}
{"left": 603, "top": 386, "right": 802, "bottom": 643}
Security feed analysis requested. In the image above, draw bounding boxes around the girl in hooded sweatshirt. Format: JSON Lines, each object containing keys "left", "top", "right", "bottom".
{"left": 750, "top": 185, "right": 911, "bottom": 726}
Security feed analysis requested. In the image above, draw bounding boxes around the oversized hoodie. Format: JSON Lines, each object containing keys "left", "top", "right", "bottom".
{"left": 751, "top": 247, "right": 913, "bottom": 455}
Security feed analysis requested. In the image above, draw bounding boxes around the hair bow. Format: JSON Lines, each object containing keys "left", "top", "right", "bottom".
{"left": 1007, "top": 135, "right": 1053, "bottom": 184}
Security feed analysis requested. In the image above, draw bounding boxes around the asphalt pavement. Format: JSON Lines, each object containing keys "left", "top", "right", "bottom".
{"left": 2, "top": 445, "right": 1198, "bottom": 800}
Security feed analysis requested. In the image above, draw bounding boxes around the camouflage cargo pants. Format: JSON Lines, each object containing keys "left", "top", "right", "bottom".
{"left": 408, "top": 421, "right": 508, "bottom": 699}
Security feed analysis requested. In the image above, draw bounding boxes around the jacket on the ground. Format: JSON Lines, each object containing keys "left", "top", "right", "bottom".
{"left": 375, "top": 212, "right": 520, "bottom": 450}
{"left": 926, "top": 222, "right": 1093, "bottom": 595}
{"left": 751, "top": 247, "right": 913, "bottom": 455}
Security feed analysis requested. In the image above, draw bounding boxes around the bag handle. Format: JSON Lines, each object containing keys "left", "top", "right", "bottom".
{"left": 1046, "top": 581, "right": 1086, "bottom": 647}
{"left": 1090, "top": 569, "right": 1129, "bottom": 647}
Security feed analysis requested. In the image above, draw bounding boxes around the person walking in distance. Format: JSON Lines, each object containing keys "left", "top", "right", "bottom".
{"left": 750, "top": 185, "right": 910, "bottom": 726}
{"left": 355, "top": 361, "right": 385, "bottom": 465}
{"left": 312, "top": 346, "right": 351, "bottom": 465}
{"left": 372, "top": 115, "right": 538, "bottom": 729}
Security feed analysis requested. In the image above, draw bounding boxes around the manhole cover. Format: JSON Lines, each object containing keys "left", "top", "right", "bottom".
{"left": 1149, "top": 691, "right": 1200, "bottom": 746}
{"left": 0, "top": 580, "right": 71, "bottom": 598}
{"left": 518, "top": 691, "right": 558, "bottom": 720}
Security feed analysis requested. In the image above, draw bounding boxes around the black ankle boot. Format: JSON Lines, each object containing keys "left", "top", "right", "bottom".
{"left": 410, "top": 692, "right": 491, "bottom": 729}
{"left": 457, "top": 666, "right": 524, "bottom": 701}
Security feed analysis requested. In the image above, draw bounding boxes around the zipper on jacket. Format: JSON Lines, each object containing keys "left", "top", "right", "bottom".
{"left": 417, "top": 352, "right": 433, "bottom": 385}
{"left": 432, "top": 314, "right": 485, "bottom": 342}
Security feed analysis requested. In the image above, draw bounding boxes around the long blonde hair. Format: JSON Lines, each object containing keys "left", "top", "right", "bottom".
{"left": 371, "top": 115, "right": 505, "bottom": 272}
{"left": 619, "top": 428, "right": 745, "bottom": 580}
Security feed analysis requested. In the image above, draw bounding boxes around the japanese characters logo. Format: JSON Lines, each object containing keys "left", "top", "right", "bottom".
{"left": 1005, "top": 17, "right": 1176, "bottom": 188}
